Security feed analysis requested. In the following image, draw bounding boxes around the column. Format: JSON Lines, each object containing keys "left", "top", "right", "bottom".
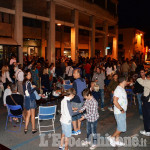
{"left": 112, "top": 25, "right": 118, "bottom": 59}
{"left": 105, "top": 0, "right": 108, "bottom": 9}
{"left": 103, "top": 21, "right": 108, "bottom": 57}
{"left": 47, "top": 0, "right": 55, "bottom": 64}
{"left": 71, "top": 9, "right": 79, "bottom": 62}
{"left": 60, "top": 26, "right": 64, "bottom": 56}
{"left": 89, "top": 16, "right": 95, "bottom": 58}
{"left": 41, "top": 21, "right": 46, "bottom": 58}
{"left": 14, "top": 0, "right": 23, "bottom": 64}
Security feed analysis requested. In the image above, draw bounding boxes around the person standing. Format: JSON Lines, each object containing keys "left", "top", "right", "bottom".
{"left": 71, "top": 68, "right": 87, "bottom": 135}
{"left": 15, "top": 64, "right": 24, "bottom": 96}
{"left": 137, "top": 72, "right": 150, "bottom": 136}
{"left": 1, "top": 65, "right": 13, "bottom": 89}
{"left": 133, "top": 69, "right": 146, "bottom": 119}
{"left": 84, "top": 61, "right": 91, "bottom": 82}
{"left": 121, "top": 61, "right": 129, "bottom": 78}
{"left": 107, "top": 74, "right": 119, "bottom": 111}
{"left": 23, "top": 70, "right": 38, "bottom": 134}
{"left": 107, "top": 77, "right": 128, "bottom": 147}
{"left": 79, "top": 88, "right": 99, "bottom": 150}
{"left": 59, "top": 88, "right": 79, "bottom": 150}
{"left": 92, "top": 67, "right": 105, "bottom": 111}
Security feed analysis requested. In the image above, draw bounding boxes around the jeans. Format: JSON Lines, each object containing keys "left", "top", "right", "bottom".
{"left": 99, "top": 89, "right": 104, "bottom": 108}
{"left": 87, "top": 120, "right": 98, "bottom": 145}
{"left": 136, "top": 93, "right": 143, "bottom": 115}
{"left": 110, "top": 93, "right": 114, "bottom": 105}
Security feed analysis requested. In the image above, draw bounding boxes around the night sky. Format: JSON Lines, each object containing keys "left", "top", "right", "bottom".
{"left": 118, "top": 0, "right": 150, "bottom": 39}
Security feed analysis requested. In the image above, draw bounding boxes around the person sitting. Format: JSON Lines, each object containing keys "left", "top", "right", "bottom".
{"left": 6, "top": 84, "right": 24, "bottom": 117}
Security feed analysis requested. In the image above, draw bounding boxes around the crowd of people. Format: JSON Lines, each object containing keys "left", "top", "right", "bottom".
{"left": 0, "top": 54, "right": 150, "bottom": 149}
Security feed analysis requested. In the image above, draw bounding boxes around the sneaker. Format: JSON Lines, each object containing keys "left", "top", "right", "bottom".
{"left": 107, "top": 136, "right": 116, "bottom": 147}
{"left": 110, "top": 141, "right": 116, "bottom": 147}
{"left": 140, "top": 130, "right": 150, "bottom": 136}
{"left": 140, "top": 115, "right": 143, "bottom": 120}
{"left": 90, "top": 144, "right": 97, "bottom": 150}
{"left": 81, "top": 141, "right": 91, "bottom": 146}
{"left": 106, "top": 136, "right": 111, "bottom": 142}
{"left": 115, "top": 141, "right": 125, "bottom": 147}
{"left": 77, "top": 130, "right": 81, "bottom": 135}
{"left": 108, "top": 107, "right": 113, "bottom": 112}
{"left": 72, "top": 131, "right": 78, "bottom": 135}
{"left": 101, "top": 108, "right": 105, "bottom": 111}
{"left": 58, "top": 147, "right": 64, "bottom": 150}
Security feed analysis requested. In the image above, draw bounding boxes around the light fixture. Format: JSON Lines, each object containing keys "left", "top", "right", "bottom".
{"left": 140, "top": 33, "right": 143, "bottom": 36}
{"left": 57, "top": 23, "right": 61, "bottom": 26}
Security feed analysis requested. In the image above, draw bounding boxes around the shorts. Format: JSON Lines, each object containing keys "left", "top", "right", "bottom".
{"left": 114, "top": 113, "right": 126, "bottom": 132}
{"left": 61, "top": 122, "right": 72, "bottom": 137}
{"left": 71, "top": 102, "right": 83, "bottom": 121}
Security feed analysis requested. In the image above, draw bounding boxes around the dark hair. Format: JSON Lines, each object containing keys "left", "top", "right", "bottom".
{"left": 49, "top": 63, "right": 54, "bottom": 69}
{"left": 23, "top": 69, "right": 31, "bottom": 84}
{"left": 18, "top": 64, "right": 23, "bottom": 69}
{"left": 66, "top": 88, "right": 76, "bottom": 96}
{"left": 6, "top": 82, "right": 12, "bottom": 88}
{"left": 146, "top": 71, "right": 150, "bottom": 77}
{"left": 118, "top": 76, "right": 127, "bottom": 83}
{"left": 74, "top": 68, "right": 81, "bottom": 76}
{"left": 82, "top": 88, "right": 92, "bottom": 97}
{"left": 10, "top": 84, "right": 17, "bottom": 93}
{"left": 113, "top": 73, "right": 118, "bottom": 77}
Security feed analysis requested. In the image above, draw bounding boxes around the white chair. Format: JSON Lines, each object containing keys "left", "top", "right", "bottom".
{"left": 37, "top": 105, "right": 57, "bottom": 134}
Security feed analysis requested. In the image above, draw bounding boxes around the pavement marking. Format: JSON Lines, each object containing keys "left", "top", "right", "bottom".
{"left": 11, "top": 125, "right": 61, "bottom": 150}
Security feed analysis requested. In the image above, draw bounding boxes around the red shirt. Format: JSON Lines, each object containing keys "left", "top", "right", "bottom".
{"left": 84, "top": 63, "right": 91, "bottom": 74}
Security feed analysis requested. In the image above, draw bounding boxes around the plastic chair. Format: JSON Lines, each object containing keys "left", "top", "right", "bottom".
{"left": 37, "top": 105, "right": 57, "bottom": 134}
{"left": 64, "top": 80, "right": 71, "bottom": 85}
{"left": 63, "top": 84, "right": 73, "bottom": 90}
{"left": 125, "top": 89, "right": 133, "bottom": 106}
{"left": 5, "top": 105, "right": 23, "bottom": 132}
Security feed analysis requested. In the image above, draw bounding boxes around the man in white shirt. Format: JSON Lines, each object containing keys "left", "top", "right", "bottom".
{"left": 107, "top": 76, "right": 128, "bottom": 147}
{"left": 15, "top": 64, "right": 24, "bottom": 95}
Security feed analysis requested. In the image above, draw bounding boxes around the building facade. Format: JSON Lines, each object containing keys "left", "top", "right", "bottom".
{"left": 0, "top": 0, "right": 118, "bottom": 65}
{"left": 118, "top": 28, "right": 145, "bottom": 60}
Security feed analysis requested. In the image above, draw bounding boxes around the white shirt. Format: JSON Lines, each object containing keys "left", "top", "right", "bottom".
{"left": 60, "top": 96, "right": 72, "bottom": 124}
{"left": 15, "top": 69, "right": 24, "bottom": 81}
{"left": 114, "top": 86, "right": 128, "bottom": 114}
{"left": 3, "top": 88, "right": 12, "bottom": 105}
{"left": 2, "top": 72, "right": 12, "bottom": 83}
{"left": 50, "top": 67, "right": 56, "bottom": 77}
{"left": 106, "top": 67, "right": 112, "bottom": 76}
{"left": 65, "top": 66, "right": 73, "bottom": 77}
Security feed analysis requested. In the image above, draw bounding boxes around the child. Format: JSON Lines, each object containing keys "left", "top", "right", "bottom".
{"left": 3, "top": 82, "right": 12, "bottom": 106}
{"left": 59, "top": 88, "right": 79, "bottom": 150}
{"left": 90, "top": 82, "right": 100, "bottom": 102}
{"left": 79, "top": 88, "right": 99, "bottom": 150}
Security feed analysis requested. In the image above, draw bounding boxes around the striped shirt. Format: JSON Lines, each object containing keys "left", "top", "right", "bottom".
{"left": 80, "top": 97, "right": 99, "bottom": 122}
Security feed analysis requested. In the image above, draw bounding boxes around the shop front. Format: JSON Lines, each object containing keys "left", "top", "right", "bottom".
{"left": 23, "top": 39, "right": 41, "bottom": 57}
{"left": 0, "top": 38, "right": 19, "bottom": 68}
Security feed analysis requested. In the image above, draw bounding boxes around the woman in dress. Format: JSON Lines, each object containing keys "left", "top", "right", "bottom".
{"left": 23, "top": 69, "right": 37, "bottom": 134}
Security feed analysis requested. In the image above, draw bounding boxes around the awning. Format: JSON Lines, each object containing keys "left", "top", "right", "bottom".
{"left": 0, "top": 38, "right": 18, "bottom": 45}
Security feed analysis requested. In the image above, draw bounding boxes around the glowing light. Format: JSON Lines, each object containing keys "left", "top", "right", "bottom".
{"left": 57, "top": 23, "right": 61, "bottom": 26}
